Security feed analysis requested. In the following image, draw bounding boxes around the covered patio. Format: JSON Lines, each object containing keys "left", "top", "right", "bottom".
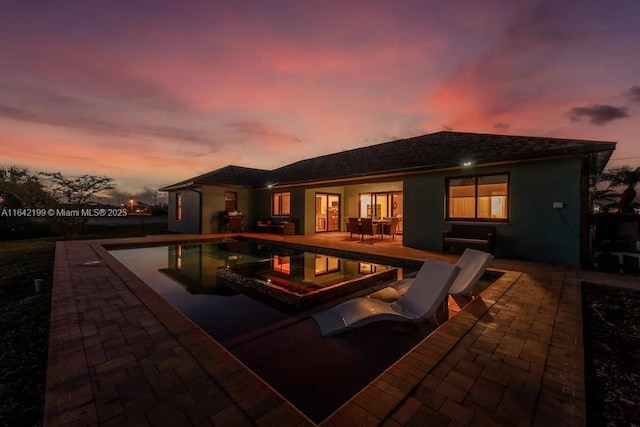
{"left": 44, "top": 232, "right": 617, "bottom": 426}
{"left": 302, "top": 181, "right": 404, "bottom": 237}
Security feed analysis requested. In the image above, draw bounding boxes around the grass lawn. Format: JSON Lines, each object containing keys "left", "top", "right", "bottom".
{"left": 0, "top": 220, "right": 168, "bottom": 426}
{"left": 0, "top": 239, "right": 55, "bottom": 427}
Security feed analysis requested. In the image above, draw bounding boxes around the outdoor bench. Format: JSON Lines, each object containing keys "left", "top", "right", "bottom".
{"left": 257, "top": 218, "right": 295, "bottom": 235}
{"left": 443, "top": 224, "right": 496, "bottom": 254}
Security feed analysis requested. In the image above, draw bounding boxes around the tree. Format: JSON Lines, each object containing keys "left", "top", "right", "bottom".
{"left": 600, "top": 165, "right": 640, "bottom": 214}
{"left": 0, "top": 166, "right": 52, "bottom": 207}
{"left": 590, "top": 187, "right": 619, "bottom": 213}
{"left": 39, "top": 172, "right": 115, "bottom": 238}
{"left": 1, "top": 167, "right": 117, "bottom": 238}
{"left": 40, "top": 173, "right": 115, "bottom": 206}
{"left": 0, "top": 166, "right": 56, "bottom": 238}
{"left": 588, "top": 173, "right": 619, "bottom": 213}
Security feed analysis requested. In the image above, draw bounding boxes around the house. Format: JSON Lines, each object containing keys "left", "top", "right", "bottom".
{"left": 160, "top": 131, "right": 616, "bottom": 265}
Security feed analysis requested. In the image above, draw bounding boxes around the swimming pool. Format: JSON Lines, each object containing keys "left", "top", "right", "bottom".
{"left": 108, "top": 238, "right": 498, "bottom": 423}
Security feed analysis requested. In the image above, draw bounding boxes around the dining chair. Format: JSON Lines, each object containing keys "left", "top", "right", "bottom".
{"left": 348, "top": 217, "right": 361, "bottom": 239}
{"left": 382, "top": 217, "right": 400, "bottom": 240}
{"left": 360, "top": 217, "right": 378, "bottom": 240}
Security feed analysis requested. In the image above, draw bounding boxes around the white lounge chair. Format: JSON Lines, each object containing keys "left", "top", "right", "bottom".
{"left": 369, "top": 248, "right": 494, "bottom": 303}
{"left": 311, "top": 259, "right": 460, "bottom": 336}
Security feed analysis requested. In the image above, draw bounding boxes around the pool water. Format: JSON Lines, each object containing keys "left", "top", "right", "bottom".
{"left": 109, "top": 239, "right": 413, "bottom": 343}
{"left": 108, "top": 239, "right": 497, "bottom": 423}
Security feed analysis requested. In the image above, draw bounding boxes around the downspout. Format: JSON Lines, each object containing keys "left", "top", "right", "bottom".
{"left": 187, "top": 188, "right": 203, "bottom": 234}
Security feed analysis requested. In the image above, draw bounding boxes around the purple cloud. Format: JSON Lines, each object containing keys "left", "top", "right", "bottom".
{"left": 567, "top": 104, "right": 629, "bottom": 125}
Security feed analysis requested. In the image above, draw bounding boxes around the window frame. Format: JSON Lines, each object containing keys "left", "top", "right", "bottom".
{"left": 272, "top": 191, "right": 291, "bottom": 216}
{"left": 445, "top": 172, "right": 510, "bottom": 222}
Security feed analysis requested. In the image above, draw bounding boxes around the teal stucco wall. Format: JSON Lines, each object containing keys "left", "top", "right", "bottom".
{"left": 403, "top": 157, "right": 583, "bottom": 265}
{"left": 200, "top": 186, "right": 255, "bottom": 234}
{"left": 255, "top": 187, "right": 306, "bottom": 234}
{"left": 167, "top": 189, "right": 201, "bottom": 234}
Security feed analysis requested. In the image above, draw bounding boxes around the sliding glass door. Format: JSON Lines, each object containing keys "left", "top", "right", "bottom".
{"left": 315, "top": 193, "right": 340, "bottom": 232}
{"left": 392, "top": 192, "right": 403, "bottom": 233}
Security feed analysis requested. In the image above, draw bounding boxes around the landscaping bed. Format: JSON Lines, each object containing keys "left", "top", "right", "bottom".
{"left": 583, "top": 282, "right": 640, "bottom": 425}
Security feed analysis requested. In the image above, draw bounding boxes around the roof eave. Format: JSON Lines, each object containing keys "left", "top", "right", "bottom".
{"left": 159, "top": 181, "right": 196, "bottom": 192}
{"left": 268, "top": 151, "right": 614, "bottom": 188}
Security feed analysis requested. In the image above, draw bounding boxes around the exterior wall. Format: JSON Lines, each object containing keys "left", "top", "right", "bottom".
{"left": 166, "top": 190, "right": 201, "bottom": 234}
{"left": 403, "top": 157, "right": 583, "bottom": 265}
{"left": 255, "top": 187, "right": 306, "bottom": 234}
{"left": 166, "top": 157, "right": 584, "bottom": 264}
{"left": 253, "top": 189, "right": 272, "bottom": 227}
{"left": 289, "top": 188, "right": 306, "bottom": 234}
{"left": 200, "top": 186, "right": 255, "bottom": 234}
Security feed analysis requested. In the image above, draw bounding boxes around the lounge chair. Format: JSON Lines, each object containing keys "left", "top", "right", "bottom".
{"left": 369, "top": 248, "right": 494, "bottom": 303}
{"left": 311, "top": 259, "right": 460, "bottom": 336}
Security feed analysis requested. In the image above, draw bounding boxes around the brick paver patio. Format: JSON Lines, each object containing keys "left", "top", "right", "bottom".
{"left": 44, "top": 233, "right": 634, "bottom": 426}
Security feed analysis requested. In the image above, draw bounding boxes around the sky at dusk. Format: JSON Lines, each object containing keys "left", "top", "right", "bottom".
{"left": 1, "top": 1, "right": 639, "bottom": 203}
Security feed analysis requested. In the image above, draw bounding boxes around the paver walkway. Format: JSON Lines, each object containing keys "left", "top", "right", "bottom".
{"left": 44, "top": 233, "right": 634, "bottom": 426}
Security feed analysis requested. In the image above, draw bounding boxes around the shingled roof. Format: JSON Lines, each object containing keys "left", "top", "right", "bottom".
{"left": 162, "top": 131, "right": 616, "bottom": 190}
{"left": 267, "top": 131, "right": 615, "bottom": 186}
{"left": 159, "top": 165, "right": 269, "bottom": 191}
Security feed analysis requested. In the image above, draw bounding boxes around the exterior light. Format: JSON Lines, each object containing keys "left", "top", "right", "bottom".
{"left": 463, "top": 161, "right": 472, "bottom": 167}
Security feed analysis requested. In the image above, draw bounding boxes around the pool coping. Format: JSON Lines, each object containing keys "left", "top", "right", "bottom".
{"left": 44, "top": 233, "right": 586, "bottom": 426}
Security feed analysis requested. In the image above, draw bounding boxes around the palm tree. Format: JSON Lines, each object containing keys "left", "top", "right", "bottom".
{"left": 600, "top": 165, "right": 640, "bottom": 213}
{"left": 590, "top": 187, "right": 619, "bottom": 213}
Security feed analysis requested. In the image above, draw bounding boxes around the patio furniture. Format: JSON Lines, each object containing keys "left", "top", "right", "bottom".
{"left": 257, "top": 220, "right": 271, "bottom": 232}
{"left": 224, "top": 212, "right": 244, "bottom": 233}
{"left": 368, "top": 248, "right": 494, "bottom": 304}
{"left": 311, "top": 259, "right": 460, "bottom": 336}
{"left": 348, "top": 217, "right": 360, "bottom": 239}
{"left": 271, "top": 219, "right": 295, "bottom": 235}
{"left": 443, "top": 224, "right": 496, "bottom": 254}
{"left": 382, "top": 217, "right": 400, "bottom": 240}
{"left": 258, "top": 218, "right": 296, "bottom": 234}
{"left": 360, "top": 217, "right": 379, "bottom": 240}
{"left": 596, "top": 250, "right": 640, "bottom": 274}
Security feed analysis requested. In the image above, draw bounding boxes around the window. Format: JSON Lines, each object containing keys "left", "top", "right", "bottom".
{"left": 273, "top": 255, "right": 290, "bottom": 275}
{"left": 358, "top": 263, "right": 378, "bottom": 274}
{"left": 224, "top": 191, "right": 237, "bottom": 211}
{"left": 273, "top": 192, "right": 291, "bottom": 216}
{"left": 358, "top": 192, "right": 402, "bottom": 219}
{"left": 176, "top": 245, "right": 182, "bottom": 270}
{"left": 176, "top": 193, "right": 182, "bottom": 221}
{"left": 314, "top": 255, "right": 340, "bottom": 275}
{"left": 447, "top": 174, "right": 508, "bottom": 221}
